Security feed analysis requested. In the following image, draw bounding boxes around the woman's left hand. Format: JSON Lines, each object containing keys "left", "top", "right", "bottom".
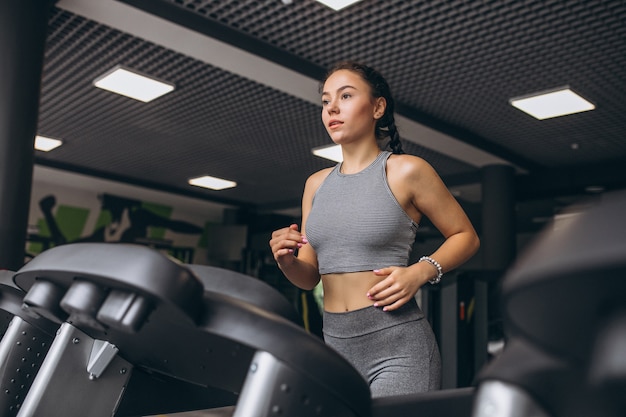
{"left": 366, "top": 267, "right": 425, "bottom": 312}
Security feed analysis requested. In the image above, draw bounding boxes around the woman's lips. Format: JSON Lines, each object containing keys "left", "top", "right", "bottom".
{"left": 328, "top": 120, "right": 343, "bottom": 129}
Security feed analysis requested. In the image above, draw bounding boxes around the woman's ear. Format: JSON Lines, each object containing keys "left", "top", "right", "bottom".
{"left": 374, "top": 97, "right": 386, "bottom": 119}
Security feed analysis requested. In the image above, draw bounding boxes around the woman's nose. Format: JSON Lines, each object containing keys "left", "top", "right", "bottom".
{"left": 326, "top": 100, "right": 339, "bottom": 113}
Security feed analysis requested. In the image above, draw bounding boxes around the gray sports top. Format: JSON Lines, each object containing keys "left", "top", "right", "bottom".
{"left": 306, "top": 151, "right": 418, "bottom": 275}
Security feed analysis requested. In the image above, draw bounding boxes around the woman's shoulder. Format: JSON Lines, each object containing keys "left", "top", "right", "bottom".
{"left": 387, "top": 153, "right": 434, "bottom": 178}
{"left": 303, "top": 166, "right": 335, "bottom": 194}
{"left": 301, "top": 167, "right": 335, "bottom": 209}
{"left": 306, "top": 166, "right": 334, "bottom": 185}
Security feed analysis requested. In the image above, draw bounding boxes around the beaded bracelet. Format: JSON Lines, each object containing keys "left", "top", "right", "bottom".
{"left": 419, "top": 256, "right": 443, "bottom": 285}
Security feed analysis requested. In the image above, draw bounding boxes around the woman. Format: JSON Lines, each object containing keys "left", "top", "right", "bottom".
{"left": 269, "top": 61, "right": 479, "bottom": 397}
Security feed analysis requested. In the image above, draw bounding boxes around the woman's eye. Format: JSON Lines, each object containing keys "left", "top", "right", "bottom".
{"left": 341, "top": 93, "right": 351, "bottom": 99}
{"left": 322, "top": 99, "right": 329, "bottom": 106}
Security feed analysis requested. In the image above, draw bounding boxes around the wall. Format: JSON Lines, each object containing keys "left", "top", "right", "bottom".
{"left": 28, "top": 165, "right": 233, "bottom": 265}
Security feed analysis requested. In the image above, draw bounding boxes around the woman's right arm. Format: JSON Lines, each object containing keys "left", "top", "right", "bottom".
{"left": 269, "top": 170, "right": 328, "bottom": 290}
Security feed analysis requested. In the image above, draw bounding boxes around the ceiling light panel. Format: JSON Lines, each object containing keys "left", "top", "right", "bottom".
{"left": 35, "top": 135, "right": 63, "bottom": 152}
{"left": 315, "top": 0, "right": 363, "bottom": 11}
{"left": 510, "top": 88, "right": 595, "bottom": 120}
{"left": 189, "top": 175, "right": 237, "bottom": 190}
{"left": 312, "top": 144, "right": 343, "bottom": 162}
{"left": 93, "top": 65, "right": 175, "bottom": 102}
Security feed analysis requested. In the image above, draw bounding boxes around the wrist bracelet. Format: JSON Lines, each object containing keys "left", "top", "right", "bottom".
{"left": 419, "top": 256, "right": 443, "bottom": 284}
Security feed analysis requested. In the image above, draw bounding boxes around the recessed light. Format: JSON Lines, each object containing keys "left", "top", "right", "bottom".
{"left": 510, "top": 87, "right": 595, "bottom": 120}
{"left": 312, "top": 144, "right": 343, "bottom": 162}
{"left": 189, "top": 175, "right": 237, "bottom": 190}
{"left": 584, "top": 185, "right": 605, "bottom": 193}
{"left": 93, "top": 65, "right": 175, "bottom": 103}
{"left": 35, "top": 135, "right": 63, "bottom": 152}
{"left": 315, "top": 0, "right": 363, "bottom": 11}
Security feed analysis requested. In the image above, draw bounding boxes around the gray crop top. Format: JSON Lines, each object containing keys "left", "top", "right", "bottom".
{"left": 305, "top": 151, "right": 418, "bottom": 275}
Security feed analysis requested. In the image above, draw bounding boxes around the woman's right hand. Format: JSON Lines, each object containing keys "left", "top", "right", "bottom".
{"left": 269, "top": 223, "right": 308, "bottom": 266}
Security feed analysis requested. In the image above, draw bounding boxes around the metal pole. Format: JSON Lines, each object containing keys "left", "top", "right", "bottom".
{"left": 0, "top": 0, "right": 54, "bottom": 270}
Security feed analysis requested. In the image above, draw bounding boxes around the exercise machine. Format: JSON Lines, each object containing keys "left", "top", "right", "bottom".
{"left": 0, "top": 271, "right": 57, "bottom": 416}
{"left": 4, "top": 243, "right": 370, "bottom": 417}
{"left": 473, "top": 190, "right": 626, "bottom": 417}
{"left": 2, "top": 190, "right": 623, "bottom": 417}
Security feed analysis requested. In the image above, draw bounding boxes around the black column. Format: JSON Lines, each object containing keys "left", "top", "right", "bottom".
{"left": 471, "top": 164, "right": 516, "bottom": 375}
{"left": 481, "top": 164, "right": 517, "bottom": 271}
{"left": 0, "top": 0, "right": 54, "bottom": 270}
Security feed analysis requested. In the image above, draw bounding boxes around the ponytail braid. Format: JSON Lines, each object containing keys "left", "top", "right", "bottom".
{"left": 386, "top": 120, "right": 404, "bottom": 154}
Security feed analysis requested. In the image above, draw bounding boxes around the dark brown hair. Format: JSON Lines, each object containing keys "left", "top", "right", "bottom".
{"left": 321, "top": 61, "right": 404, "bottom": 154}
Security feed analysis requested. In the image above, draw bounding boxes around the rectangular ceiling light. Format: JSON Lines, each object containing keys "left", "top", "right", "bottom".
{"left": 510, "top": 87, "right": 595, "bottom": 120}
{"left": 189, "top": 175, "right": 237, "bottom": 191}
{"left": 315, "top": 0, "right": 363, "bottom": 11}
{"left": 93, "top": 65, "right": 175, "bottom": 103}
{"left": 35, "top": 135, "right": 63, "bottom": 152}
{"left": 312, "top": 144, "right": 343, "bottom": 162}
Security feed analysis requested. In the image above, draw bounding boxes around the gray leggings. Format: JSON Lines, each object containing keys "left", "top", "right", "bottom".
{"left": 323, "top": 299, "right": 441, "bottom": 398}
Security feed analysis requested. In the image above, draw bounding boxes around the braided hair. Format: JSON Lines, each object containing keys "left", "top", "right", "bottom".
{"left": 321, "top": 61, "right": 404, "bottom": 154}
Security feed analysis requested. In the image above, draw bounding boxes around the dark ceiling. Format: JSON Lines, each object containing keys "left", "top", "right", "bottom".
{"left": 37, "top": 0, "right": 626, "bottom": 234}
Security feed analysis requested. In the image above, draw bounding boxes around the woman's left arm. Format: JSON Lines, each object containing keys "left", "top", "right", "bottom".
{"left": 367, "top": 155, "right": 480, "bottom": 311}
{"left": 408, "top": 156, "right": 480, "bottom": 274}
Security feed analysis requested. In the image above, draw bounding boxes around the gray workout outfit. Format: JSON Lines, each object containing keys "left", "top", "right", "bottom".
{"left": 323, "top": 299, "right": 441, "bottom": 397}
{"left": 306, "top": 151, "right": 442, "bottom": 397}
{"left": 306, "top": 151, "right": 418, "bottom": 275}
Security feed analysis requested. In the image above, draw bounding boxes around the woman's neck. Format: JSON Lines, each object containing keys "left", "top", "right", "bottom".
{"left": 339, "top": 144, "right": 381, "bottom": 174}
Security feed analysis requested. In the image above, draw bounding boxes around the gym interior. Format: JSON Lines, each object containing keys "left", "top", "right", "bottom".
{"left": 1, "top": 1, "right": 625, "bottom": 416}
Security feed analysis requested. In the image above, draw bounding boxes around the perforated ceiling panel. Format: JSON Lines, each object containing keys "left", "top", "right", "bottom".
{"left": 37, "top": 0, "right": 626, "bottom": 215}
{"left": 39, "top": 5, "right": 474, "bottom": 208}
{"left": 160, "top": 0, "right": 626, "bottom": 167}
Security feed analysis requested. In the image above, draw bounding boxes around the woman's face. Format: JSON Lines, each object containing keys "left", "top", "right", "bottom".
{"left": 321, "top": 69, "right": 384, "bottom": 146}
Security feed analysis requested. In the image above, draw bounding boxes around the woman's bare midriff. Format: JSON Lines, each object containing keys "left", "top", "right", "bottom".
{"left": 321, "top": 271, "right": 384, "bottom": 312}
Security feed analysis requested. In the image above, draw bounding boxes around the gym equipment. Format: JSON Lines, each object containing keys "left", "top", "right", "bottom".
{"left": 184, "top": 263, "right": 301, "bottom": 326}
{"left": 371, "top": 387, "right": 474, "bottom": 416}
{"left": 473, "top": 190, "right": 626, "bottom": 417}
{"left": 4, "top": 190, "right": 624, "bottom": 417}
{"left": 3, "top": 243, "right": 474, "bottom": 417}
{"left": 6, "top": 242, "right": 370, "bottom": 417}
{"left": 0, "top": 270, "right": 57, "bottom": 416}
